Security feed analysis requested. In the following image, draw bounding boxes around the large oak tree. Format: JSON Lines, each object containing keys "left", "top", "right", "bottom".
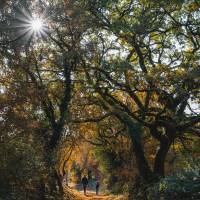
{"left": 74, "top": 0, "right": 200, "bottom": 183}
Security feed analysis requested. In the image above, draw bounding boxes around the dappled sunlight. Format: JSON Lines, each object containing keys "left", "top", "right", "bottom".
{"left": 0, "top": 0, "right": 199, "bottom": 200}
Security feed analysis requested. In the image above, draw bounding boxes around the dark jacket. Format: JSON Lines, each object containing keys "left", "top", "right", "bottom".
{"left": 82, "top": 177, "right": 88, "bottom": 185}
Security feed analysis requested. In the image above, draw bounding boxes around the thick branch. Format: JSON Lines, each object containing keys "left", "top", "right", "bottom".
{"left": 71, "top": 113, "right": 111, "bottom": 123}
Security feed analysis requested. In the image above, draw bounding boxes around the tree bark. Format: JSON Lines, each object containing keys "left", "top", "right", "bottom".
{"left": 49, "top": 124, "right": 63, "bottom": 149}
{"left": 153, "top": 137, "right": 172, "bottom": 177}
{"left": 128, "top": 124, "right": 153, "bottom": 183}
{"left": 44, "top": 152, "right": 65, "bottom": 200}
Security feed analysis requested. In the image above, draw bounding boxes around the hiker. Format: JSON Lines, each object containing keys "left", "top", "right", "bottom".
{"left": 81, "top": 175, "right": 88, "bottom": 195}
{"left": 96, "top": 181, "right": 100, "bottom": 195}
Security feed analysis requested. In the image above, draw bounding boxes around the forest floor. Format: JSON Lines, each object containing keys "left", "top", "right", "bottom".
{"left": 64, "top": 185, "right": 126, "bottom": 200}
{"left": 71, "top": 189, "right": 126, "bottom": 200}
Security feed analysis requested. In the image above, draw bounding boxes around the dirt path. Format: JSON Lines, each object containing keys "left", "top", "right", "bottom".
{"left": 64, "top": 184, "right": 126, "bottom": 200}
{"left": 73, "top": 190, "right": 125, "bottom": 200}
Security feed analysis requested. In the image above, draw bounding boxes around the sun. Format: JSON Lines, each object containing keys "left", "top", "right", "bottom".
{"left": 13, "top": 9, "right": 49, "bottom": 42}
{"left": 30, "top": 18, "right": 43, "bottom": 32}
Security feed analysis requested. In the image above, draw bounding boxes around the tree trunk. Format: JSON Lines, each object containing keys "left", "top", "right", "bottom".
{"left": 128, "top": 124, "right": 153, "bottom": 183}
{"left": 153, "top": 137, "right": 172, "bottom": 177}
{"left": 42, "top": 146, "right": 65, "bottom": 200}
{"left": 49, "top": 124, "right": 63, "bottom": 149}
{"left": 55, "top": 171, "right": 65, "bottom": 197}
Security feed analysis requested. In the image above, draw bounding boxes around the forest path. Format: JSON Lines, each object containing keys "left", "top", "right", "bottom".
{"left": 73, "top": 190, "right": 125, "bottom": 200}
{"left": 64, "top": 182, "right": 126, "bottom": 200}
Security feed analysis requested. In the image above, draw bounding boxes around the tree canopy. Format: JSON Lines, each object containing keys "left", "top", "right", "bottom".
{"left": 0, "top": 0, "right": 200, "bottom": 200}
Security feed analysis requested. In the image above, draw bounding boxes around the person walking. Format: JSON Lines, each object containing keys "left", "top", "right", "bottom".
{"left": 81, "top": 175, "right": 88, "bottom": 195}
{"left": 96, "top": 181, "right": 100, "bottom": 195}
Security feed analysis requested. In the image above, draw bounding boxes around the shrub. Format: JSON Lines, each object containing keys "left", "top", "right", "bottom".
{"left": 148, "top": 169, "right": 200, "bottom": 200}
{"left": 0, "top": 138, "right": 45, "bottom": 200}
